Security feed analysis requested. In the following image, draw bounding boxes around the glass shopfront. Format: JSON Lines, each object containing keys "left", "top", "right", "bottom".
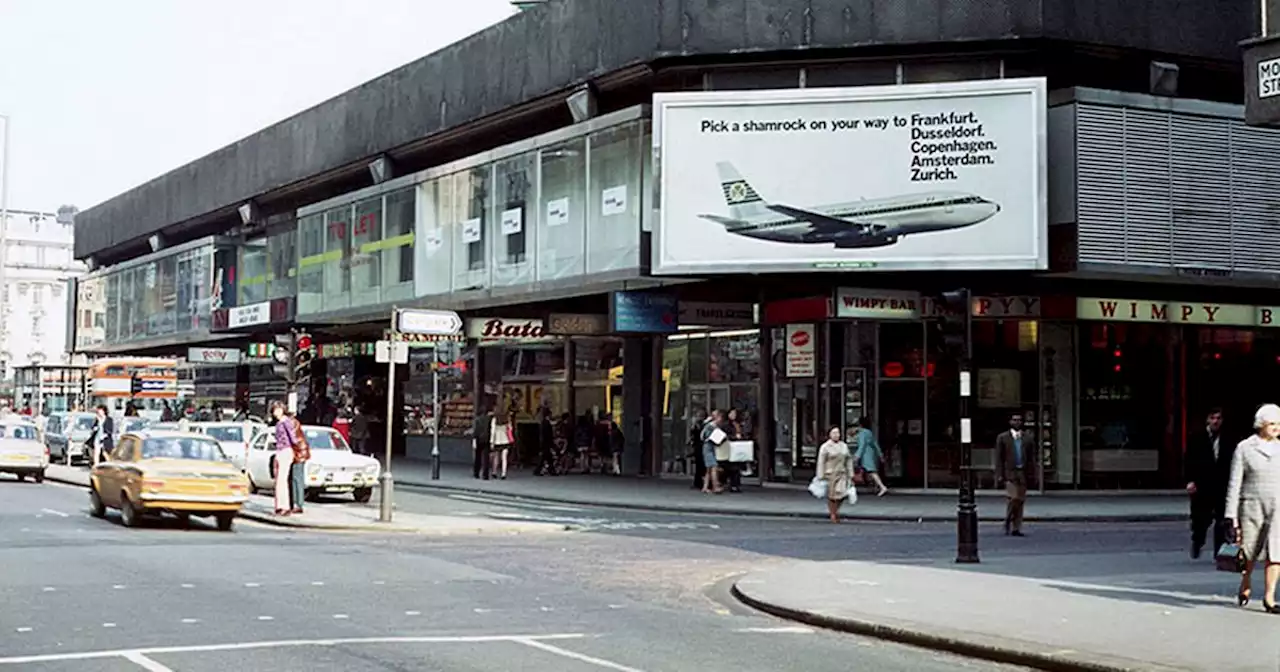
{"left": 661, "top": 330, "right": 761, "bottom": 475}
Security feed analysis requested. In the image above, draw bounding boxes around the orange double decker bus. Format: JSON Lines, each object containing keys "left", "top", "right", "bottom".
{"left": 87, "top": 357, "right": 181, "bottom": 420}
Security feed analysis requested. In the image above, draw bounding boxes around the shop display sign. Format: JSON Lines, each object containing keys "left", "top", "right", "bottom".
{"left": 1077, "top": 297, "right": 1280, "bottom": 328}
{"left": 611, "top": 291, "right": 679, "bottom": 333}
{"left": 547, "top": 313, "right": 609, "bottom": 336}
{"left": 653, "top": 78, "right": 1047, "bottom": 274}
{"left": 835, "top": 288, "right": 924, "bottom": 319}
{"left": 227, "top": 301, "right": 270, "bottom": 329}
{"left": 186, "top": 347, "right": 241, "bottom": 365}
{"left": 784, "top": 323, "right": 816, "bottom": 377}
{"left": 466, "top": 317, "right": 547, "bottom": 340}
{"left": 678, "top": 301, "right": 756, "bottom": 327}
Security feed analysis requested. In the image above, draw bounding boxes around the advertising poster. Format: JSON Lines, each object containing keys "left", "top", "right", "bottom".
{"left": 784, "top": 323, "right": 816, "bottom": 377}
{"left": 653, "top": 78, "right": 1047, "bottom": 274}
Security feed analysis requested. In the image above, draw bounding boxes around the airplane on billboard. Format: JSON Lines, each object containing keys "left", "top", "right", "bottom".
{"left": 698, "top": 162, "right": 1001, "bottom": 249}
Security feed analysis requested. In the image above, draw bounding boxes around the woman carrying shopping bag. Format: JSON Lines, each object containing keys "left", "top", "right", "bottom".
{"left": 816, "top": 426, "right": 856, "bottom": 523}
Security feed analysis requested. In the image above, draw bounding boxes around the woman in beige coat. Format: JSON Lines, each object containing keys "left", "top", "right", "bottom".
{"left": 817, "top": 426, "right": 855, "bottom": 523}
{"left": 1224, "top": 403, "right": 1280, "bottom": 612}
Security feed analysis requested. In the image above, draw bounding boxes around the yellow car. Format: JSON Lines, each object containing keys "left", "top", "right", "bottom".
{"left": 89, "top": 430, "right": 250, "bottom": 531}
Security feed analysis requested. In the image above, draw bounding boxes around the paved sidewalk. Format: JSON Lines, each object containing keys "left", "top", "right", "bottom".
{"left": 44, "top": 464, "right": 567, "bottom": 535}
{"left": 733, "top": 559, "right": 1278, "bottom": 672}
{"left": 390, "top": 459, "right": 1188, "bottom": 523}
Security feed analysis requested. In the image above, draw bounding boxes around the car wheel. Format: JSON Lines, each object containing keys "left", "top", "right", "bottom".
{"left": 34, "top": 471, "right": 44, "bottom": 484}
{"left": 353, "top": 487, "right": 372, "bottom": 504}
{"left": 305, "top": 489, "right": 319, "bottom": 503}
{"left": 15, "top": 473, "right": 24, "bottom": 482}
{"left": 177, "top": 513, "right": 191, "bottom": 529}
{"left": 88, "top": 486, "right": 106, "bottom": 518}
{"left": 247, "top": 472, "right": 259, "bottom": 495}
{"left": 120, "top": 495, "right": 141, "bottom": 528}
{"left": 215, "top": 513, "right": 235, "bottom": 532}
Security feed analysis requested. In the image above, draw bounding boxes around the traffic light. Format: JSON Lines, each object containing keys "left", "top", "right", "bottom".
{"left": 937, "top": 288, "right": 972, "bottom": 361}
{"left": 293, "top": 332, "right": 314, "bottom": 385}
{"left": 272, "top": 333, "right": 293, "bottom": 380}
{"left": 130, "top": 374, "right": 144, "bottom": 397}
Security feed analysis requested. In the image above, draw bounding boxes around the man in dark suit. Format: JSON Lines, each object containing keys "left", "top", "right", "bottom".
{"left": 997, "top": 412, "right": 1032, "bottom": 537}
{"left": 472, "top": 405, "right": 493, "bottom": 480}
{"left": 1186, "top": 408, "right": 1233, "bottom": 559}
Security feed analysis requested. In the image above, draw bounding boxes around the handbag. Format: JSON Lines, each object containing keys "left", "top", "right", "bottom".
{"left": 708, "top": 427, "right": 728, "bottom": 445}
{"left": 1216, "top": 541, "right": 1246, "bottom": 573}
{"left": 290, "top": 419, "right": 311, "bottom": 462}
{"left": 807, "top": 477, "right": 828, "bottom": 499}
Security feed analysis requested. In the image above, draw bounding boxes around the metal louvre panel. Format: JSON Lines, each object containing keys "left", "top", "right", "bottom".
{"left": 1230, "top": 124, "right": 1280, "bottom": 273}
{"left": 1171, "top": 116, "right": 1233, "bottom": 270}
{"left": 1075, "top": 105, "right": 1127, "bottom": 264}
{"left": 1120, "top": 109, "right": 1172, "bottom": 266}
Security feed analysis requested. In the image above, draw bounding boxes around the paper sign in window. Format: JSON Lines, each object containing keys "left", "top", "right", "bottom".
{"left": 424, "top": 229, "right": 444, "bottom": 256}
{"left": 602, "top": 185, "right": 628, "bottom": 216}
{"left": 461, "top": 218, "right": 482, "bottom": 244}
{"left": 546, "top": 198, "right": 570, "bottom": 228}
{"left": 501, "top": 207, "right": 523, "bottom": 236}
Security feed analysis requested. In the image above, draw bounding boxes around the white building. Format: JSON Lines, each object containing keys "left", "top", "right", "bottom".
{"left": 0, "top": 206, "right": 86, "bottom": 379}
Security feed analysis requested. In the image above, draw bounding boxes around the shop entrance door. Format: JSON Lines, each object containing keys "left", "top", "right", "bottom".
{"left": 878, "top": 379, "right": 926, "bottom": 488}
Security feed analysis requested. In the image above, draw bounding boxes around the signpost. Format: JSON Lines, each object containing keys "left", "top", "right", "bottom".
{"left": 377, "top": 308, "right": 462, "bottom": 523}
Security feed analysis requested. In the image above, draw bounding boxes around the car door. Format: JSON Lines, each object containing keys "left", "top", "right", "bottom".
{"left": 45, "top": 415, "right": 65, "bottom": 459}
{"left": 94, "top": 437, "right": 132, "bottom": 508}
{"left": 247, "top": 432, "right": 273, "bottom": 487}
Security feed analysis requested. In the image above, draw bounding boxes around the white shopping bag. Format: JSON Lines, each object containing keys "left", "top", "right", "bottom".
{"left": 807, "top": 477, "right": 828, "bottom": 499}
{"left": 728, "top": 440, "right": 754, "bottom": 463}
{"left": 847, "top": 483, "right": 858, "bottom": 504}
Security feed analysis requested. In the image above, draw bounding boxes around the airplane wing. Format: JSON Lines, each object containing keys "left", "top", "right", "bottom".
{"left": 765, "top": 203, "right": 877, "bottom": 235}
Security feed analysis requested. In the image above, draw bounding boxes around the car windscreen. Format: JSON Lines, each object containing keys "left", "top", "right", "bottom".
{"left": 72, "top": 416, "right": 97, "bottom": 432}
{"left": 204, "top": 426, "right": 243, "bottom": 443}
{"left": 121, "top": 418, "right": 150, "bottom": 433}
{"left": 303, "top": 429, "right": 349, "bottom": 451}
{"left": 0, "top": 425, "right": 37, "bottom": 440}
{"left": 140, "top": 437, "right": 229, "bottom": 462}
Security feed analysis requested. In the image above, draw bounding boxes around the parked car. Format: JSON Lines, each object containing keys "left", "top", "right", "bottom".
{"left": 189, "top": 421, "right": 266, "bottom": 472}
{"left": 44, "top": 412, "right": 99, "bottom": 465}
{"left": 88, "top": 430, "right": 249, "bottom": 530}
{"left": 246, "top": 425, "right": 380, "bottom": 503}
{"left": 0, "top": 421, "right": 49, "bottom": 482}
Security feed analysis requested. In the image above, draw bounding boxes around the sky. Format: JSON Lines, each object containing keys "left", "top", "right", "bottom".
{"left": 0, "top": 0, "right": 518, "bottom": 212}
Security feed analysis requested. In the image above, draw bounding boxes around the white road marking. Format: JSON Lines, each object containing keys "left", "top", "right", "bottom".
{"left": 181, "top": 584, "right": 194, "bottom": 589}
{"left": 41, "top": 586, "right": 55, "bottom": 592}
{"left": 734, "top": 626, "right": 814, "bottom": 634}
{"left": 122, "top": 651, "right": 174, "bottom": 671}
{"left": 332, "top": 614, "right": 349, "bottom": 619}
{"left": 257, "top": 616, "right": 274, "bottom": 621}
{"left": 449, "top": 493, "right": 587, "bottom": 512}
{"left": 0, "top": 633, "right": 589, "bottom": 664}
{"left": 405, "top": 611, "right": 421, "bottom": 616}
{"left": 311, "top": 581, "right": 324, "bottom": 586}
{"left": 539, "top": 606, "right": 554, "bottom": 612}
{"left": 40, "top": 508, "right": 69, "bottom": 518}
{"left": 19, "top": 528, "right": 28, "bottom": 532}
{"left": 514, "top": 638, "right": 645, "bottom": 672}
{"left": 608, "top": 605, "right": 625, "bottom": 609}
{"left": 180, "top": 618, "right": 199, "bottom": 624}
{"left": 244, "top": 582, "right": 260, "bottom": 588}
{"left": 473, "top": 608, "right": 492, "bottom": 613}
{"left": 103, "top": 623, "right": 116, "bottom": 628}
{"left": 373, "top": 580, "right": 385, "bottom": 585}
{"left": 113, "top": 585, "right": 126, "bottom": 590}
{"left": 14, "top": 628, "right": 31, "bottom": 633}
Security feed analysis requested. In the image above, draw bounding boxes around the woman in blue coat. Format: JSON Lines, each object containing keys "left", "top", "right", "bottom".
{"left": 851, "top": 416, "right": 889, "bottom": 497}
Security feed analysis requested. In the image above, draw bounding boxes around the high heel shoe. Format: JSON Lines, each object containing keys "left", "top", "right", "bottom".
{"left": 1238, "top": 590, "right": 1251, "bottom": 607}
{"left": 1263, "top": 600, "right": 1280, "bottom": 614}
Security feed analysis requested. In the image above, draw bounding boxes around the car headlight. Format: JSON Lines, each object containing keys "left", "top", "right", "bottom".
{"left": 307, "top": 463, "right": 323, "bottom": 475}
{"left": 364, "top": 464, "right": 378, "bottom": 475}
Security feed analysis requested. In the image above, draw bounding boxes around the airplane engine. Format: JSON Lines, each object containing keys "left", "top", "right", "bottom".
{"left": 833, "top": 231, "right": 897, "bottom": 249}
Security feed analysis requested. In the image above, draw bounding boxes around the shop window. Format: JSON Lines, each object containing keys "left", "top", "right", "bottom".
{"left": 154, "top": 254, "right": 177, "bottom": 335}
{"left": 349, "top": 196, "right": 382, "bottom": 307}
{"left": 239, "top": 237, "right": 268, "bottom": 305}
{"left": 403, "top": 348, "right": 472, "bottom": 437}
{"left": 538, "top": 138, "right": 587, "bottom": 281}
{"left": 708, "top": 332, "right": 759, "bottom": 384}
{"left": 417, "top": 177, "right": 453, "bottom": 297}
{"left": 492, "top": 153, "right": 535, "bottom": 287}
{"left": 452, "top": 166, "right": 491, "bottom": 292}
{"left": 382, "top": 187, "right": 415, "bottom": 302}
{"left": 322, "top": 205, "right": 352, "bottom": 312}
{"left": 1078, "top": 323, "right": 1169, "bottom": 487}
{"left": 296, "top": 214, "right": 325, "bottom": 314}
{"left": 587, "top": 121, "right": 642, "bottom": 274}
{"left": 685, "top": 336, "right": 709, "bottom": 385}
{"left": 266, "top": 224, "right": 297, "bottom": 301}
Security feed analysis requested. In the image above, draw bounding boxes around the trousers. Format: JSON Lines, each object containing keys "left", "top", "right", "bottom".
{"left": 290, "top": 462, "right": 307, "bottom": 510}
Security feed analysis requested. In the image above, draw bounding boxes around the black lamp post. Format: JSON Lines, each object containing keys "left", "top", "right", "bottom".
{"left": 939, "top": 289, "right": 979, "bottom": 564}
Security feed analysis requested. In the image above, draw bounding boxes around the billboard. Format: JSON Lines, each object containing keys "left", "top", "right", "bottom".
{"left": 652, "top": 78, "right": 1047, "bottom": 274}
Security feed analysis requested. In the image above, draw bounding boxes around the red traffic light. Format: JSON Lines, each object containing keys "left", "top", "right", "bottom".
{"left": 295, "top": 334, "right": 313, "bottom": 351}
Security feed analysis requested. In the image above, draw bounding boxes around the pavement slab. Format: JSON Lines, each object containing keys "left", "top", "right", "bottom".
{"left": 733, "top": 558, "right": 1280, "bottom": 672}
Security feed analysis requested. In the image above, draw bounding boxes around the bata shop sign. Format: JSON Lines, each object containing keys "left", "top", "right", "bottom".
{"left": 466, "top": 317, "right": 548, "bottom": 340}
{"left": 784, "top": 323, "right": 817, "bottom": 377}
{"left": 1077, "top": 297, "right": 1280, "bottom": 328}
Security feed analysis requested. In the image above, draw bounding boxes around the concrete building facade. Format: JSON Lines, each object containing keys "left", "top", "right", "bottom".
{"left": 1, "top": 206, "right": 84, "bottom": 379}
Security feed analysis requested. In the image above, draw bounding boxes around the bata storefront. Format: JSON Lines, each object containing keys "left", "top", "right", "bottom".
{"left": 1075, "top": 297, "right": 1280, "bottom": 490}
{"left": 768, "top": 288, "right": 1072, "bottom": 491}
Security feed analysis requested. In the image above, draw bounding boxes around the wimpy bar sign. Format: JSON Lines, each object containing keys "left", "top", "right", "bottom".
{"left": 1077, "top": 298, "right": 1280, "bottom": 327}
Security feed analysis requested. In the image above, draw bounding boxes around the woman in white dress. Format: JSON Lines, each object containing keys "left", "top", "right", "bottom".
{"left": 816, "top": 426, "right": 855, "bottom": 523}
{"left": 1224, "top": 403, "right": 1280, "bottom": 612}
{"left": 490, "top": 411, "right": 514, "bottom": 480}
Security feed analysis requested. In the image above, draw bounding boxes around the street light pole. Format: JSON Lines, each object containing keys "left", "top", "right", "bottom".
{"left": 955, "top": 288, "right": 980, "bottom": 564}
{"left": 378, "top": 308, "right": 398, "bottom": 523}
{"left": 431, "top": 342, "right": 441, "bottom": 480}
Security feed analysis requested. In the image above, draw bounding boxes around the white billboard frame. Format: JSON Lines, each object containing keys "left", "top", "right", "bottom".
{"left": 651, "top": 77, "right": 1048, "bottom": 275}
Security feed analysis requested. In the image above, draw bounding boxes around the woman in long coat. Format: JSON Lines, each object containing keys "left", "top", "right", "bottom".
{"left": 816, "top": 426, "right": 855, "bottom": 523}
{"left": 1224, "top": 403, "right": 1280, "bottom": 611}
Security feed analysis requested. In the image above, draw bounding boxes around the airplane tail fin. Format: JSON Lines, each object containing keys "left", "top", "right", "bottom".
{"left": 715, "top": 162, "right": 772, "bottom": 220}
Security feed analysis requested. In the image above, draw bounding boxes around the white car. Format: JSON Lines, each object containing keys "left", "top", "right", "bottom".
{"left": 246, "top": 425, "right": 380, "bottom": 502}
{"left": 0, "top": 421, "right": 49, "bottom": 483}
{"left": 188, "top": 421, "right": 266, "bottom": 472}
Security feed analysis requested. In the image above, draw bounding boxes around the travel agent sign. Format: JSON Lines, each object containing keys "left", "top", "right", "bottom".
{"left": 652, "top": 78, "right": 1047, "bottom": 274}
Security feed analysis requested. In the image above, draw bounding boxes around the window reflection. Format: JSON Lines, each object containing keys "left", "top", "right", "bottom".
{"left": 350, "top": 196, "right": 381, "bottom": 305}
{"left": 297, "top": 214, "right": 324, "bottom": 314}
{"left": 538, "top": 139, "right": 586, "bottom": 281}
{"left": 383, "top": 187, "right": 415, "bottom": 301}
{"left": 587, "top": 121, "right": 642, "bottom": 274}
{"left": 452, "top": 166, "right": 491, "bottom": 292}
{"left": 493, "top": 154, "right": 534, "bottom": 287}
{"left": 266, "top": 224, "right": 297, "bottom": 301}
{"left": 417, "top": 178, "right": 453, "bottom": 296}
{"left": 239, "top": 238, "right": 268, "bottom": 305}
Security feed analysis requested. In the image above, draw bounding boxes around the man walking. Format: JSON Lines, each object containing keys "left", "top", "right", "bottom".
{"left": 472, "top": 405, "right": 493, "bottom": 480}
{"left": 997, "top": 412, "right": 1031, "bottom": 537}
{"left": 1187, "top": 408, "right": 1233, "bottom": 559}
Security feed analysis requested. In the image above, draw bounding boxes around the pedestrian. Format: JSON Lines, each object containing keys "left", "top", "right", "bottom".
{"left": 269, "top": 401, "right": 295, "bottom": 516}
{"left": 816, "top": 425, "right": 855, "bottom": 523}
{"left": 87, "top": 404, "right": 115, "bottom": 465}
{"left": 490, "top": 410, "right": 513, "bottom": 480}
{"left": 472, "top": 405, "right": 493, "bottom": 479}
{"left": 534, "top": 406, "right": 555, "bottom": 476}
{"left": 851, "top": 416, "right": 889, "bottom": 497}
{"left": 351, "top": 406, "right": 371, "bottom": 456}
{"left": 1224, "top": 403, "right": 1280, "bottom": 611}
{"left": 1187, "top": 407, "right": 1233, "bottom": 559}
{"left": 574, "top": 411, "right": 594, "bottom": 474}
{"left": 997, "top": 412, "right": 1031, "bottom": 537}
{"left": 607, "top": 414, "right": 625, "bottom": 476}
{"left": 700, "top": 409, "right": 727, "bottom": 494}
{"left": 724, "top": 409, "right": 746, "bottom": 493}
{"left": 689, "top": 409, "right": 707, "bottom": 490}
{"left": 287, "top": 412, "right": 310, "bottom": 514}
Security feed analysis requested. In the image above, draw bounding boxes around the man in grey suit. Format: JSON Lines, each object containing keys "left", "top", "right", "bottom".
{"left": 997, "top": 413, "right": 1032, "bottom": 537}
